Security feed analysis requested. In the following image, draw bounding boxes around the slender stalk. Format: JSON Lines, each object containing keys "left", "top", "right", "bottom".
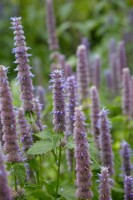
{"left": 55, "top": 145, "right": 62, "bottom": 200}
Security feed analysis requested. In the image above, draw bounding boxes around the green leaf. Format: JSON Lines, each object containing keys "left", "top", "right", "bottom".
{"left": 27, "top": 141, "right": 53, "bottom": 155}
{"left": 59, "top": 185, "right": 76, "bottom": 200}
{"left": 11, "top": 163, "right": 26, "bottom": 186}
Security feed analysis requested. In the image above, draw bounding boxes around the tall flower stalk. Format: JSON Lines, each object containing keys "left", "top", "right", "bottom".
{"left": 92, "top": 55, "right": 101, "bottom": 89}
{"left": 0, "top": 147, "right": 12, "bottom": 200}
{"left": 50, "top": 69, "right": 65, "bottom": 133}
{"left": 11, "top": 17, "right": 34, "bottom": 112}
{"left": 98, "top": 167, "right": 113, "bottom": 200}
{"left": 46, "top": 0, "right": 59, "bottom": 51}
{"left": 0, "top": 66, "right": 21, "bottom": 162}
{"left": 121, "top": 141, "right": 132, "bottom": 176}
{"left": 50, "top": 69, "right": 65, "bottom": 199}
{"left": 65, "top": 76, "right": 77, "bottom": 171}
{"left": 74, "top": 107, "right": 93, "bottom": 200}
{"left": 34, "top": 99, "right": 44, "bottom": 132}
{"left": 117, "top": 41, "right": 127, "bottom": 76}
{"left": 90, "top": 86, "right": 100, "bottom": 150}
{"left": 98, "top": 109, "right": 114, "bottom": 175}
{"left": 76, "top": 45, "right": 89, "bottom": 101}
{"left": 124, "top": 176, "right": 133, "bottom": 200}
{"left": 122, "top": 68, "right": 131, "bottom": 117}
{"left": 17, "top": 108, "right": 33, "bottom": 153}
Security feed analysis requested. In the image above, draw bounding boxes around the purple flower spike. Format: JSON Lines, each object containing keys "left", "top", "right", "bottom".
{"left": 122, "top": 68, "right": 131, "bottom": 117}
{"left": 98, "top": 108, "right": 114, "bottom": 175}
{"left": 76, "top": 45, "right": 89, "bottom": 101}
{"left": 36, "top": 86, "right": 45, "bottom": 111}
{"left": 17, "top": 108, "right": 33, "bottom": 152}
{"left": 92, "top": 55, "right": 101, "bottom": 89}
{"left": 0, "top": 147, "right": 12, "bottom": 200}
{"left": 130, "top": 76, "right": 133, "bottom": 117}
{"left": 11, "top": 17, "right": 34, "bottom": 112}
{"left": 34, "top": 98, "right": 44, "bottom": 132}
{"left": 0, "top": 66, "right": 21, "bottom": 162}
{"left": 65, "top": 76, "right": 78, "bottom": 171}
{"left": 124, "top": 176, "right": 133, "bottom": 200}
{"left": 121, "top": 141, "right": 132, "bottom": 176}
{"left": 117, "top": 41, "right": 127, "bottom": 75}
{"left": 110, "top": 53, "right": 121, "bottom": 93}
{"left": 74, "top": 107, "right": 93, "bottom": 200}
{"left": 50, "top": 69, "right": 65, "bottom": 133}
{"left": 90, "top": 86, "right": 100, "bottom": 150}
{"left": 46, "top": 0, "right": 59, "bottom": 51}
{"left": 98, "top": 167, "right": 113, "bottom": 200}
{"left": 0, "top": 117, "right": 3, "bottom": 145}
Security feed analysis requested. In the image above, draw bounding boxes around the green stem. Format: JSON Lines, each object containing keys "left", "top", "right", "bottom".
{"left": 55, "top": 145, "right": 62, "bottom": 200}
{"left": 39, "top": 155, "right": 42, "bottom": 188}
{"left": 14, "top": 173, "right": 17, "bottom": 191}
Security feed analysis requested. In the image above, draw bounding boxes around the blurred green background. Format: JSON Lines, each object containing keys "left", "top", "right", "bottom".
{"left": 0, "top": 0, "right": 133, "bottom": 85}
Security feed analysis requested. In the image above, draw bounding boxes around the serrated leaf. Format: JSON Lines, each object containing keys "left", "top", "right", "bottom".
{"left": 27, "top": 141, "right": 53, "bottom": 155}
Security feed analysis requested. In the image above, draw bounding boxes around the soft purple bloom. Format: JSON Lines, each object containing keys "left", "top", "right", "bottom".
{"left": 122, "top": 68, "right": 131, "bottom": 117}
{"left": 117, "top": 41, "right": 127, "bottom": 76}
{"left": 124, "top": 176, "right": 133, "bottom": 200}
{"left": 65, "top": 76, "right": 78, "bottom": 171}
{"left": 34, "top": 98, "right": 44, "bottom": 132}
{"left": 11, "top": 17, "right": 34, "bottom": 112}
{"left": 130, "top": 76, "right": 133, "bottom": 117}
{"left": 17, "top": 108, "right": 33, "bottom": 152}
{"left": 46, "top": 0, "right": 59, "bottom": 51}
{"left": 74, "top": 107, "right": 93, "bottom": 200}
{"left": 98, "top": 167, "right": 113, "bottom": 200}
{"left": 90, "top": 86, "right": 100, "bottom": 150}
{"left": 76, "top": 45, "right": 89, "bottom": 101}
{"left": 0, "top": 147, "right": 12, "bottom": 200}
{"left": 35, "top": 86, "right": 45, "bottom": 111}
{"left": 0, "top": 116, "right": 3, "bottom": 145}
{"left": 92, "top": 55, "right": 101, "bottom": 89}
{"left": 0, "top": 66, "right": 21, "bottom": 162}
{"left": 121, "top": 141, "right": 132, "bottom": 176}
{"left": 105, "top": 70, "right": 114, "bottom": 92}
{"left": 98, "top": 108, "right": 114, "bottom": 175}
{"left": 50, "top": 69, "right": 65, "bottom": 132}
{"left": 109, "top": 53, "right": 121, "bottom": 93}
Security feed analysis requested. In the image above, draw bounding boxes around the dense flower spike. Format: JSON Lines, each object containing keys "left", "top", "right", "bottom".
{"left": 0, "top": 116, "right": 3, "bottom": 145}
{"left": 130, "top": 76, "right": 133, "bottom": 117}
{"left": 92, "top": 55, "right": 101, "bottom": 89}
{"left": 11, "top": 17, "right": 34, "bottom": 112}
{"left": 121, "top": 141, "right": 132, "bottom": 176}
{"left": 122, "top": 68, "right": 131, "bottom": 117}
{"left": 0, "top": 147, "right": 12, "bottom": 200}
{"left": 76, "top": 45, "right": 89, "bottom": 101}
{"left": 117, "top": 41, "right": 128, "bottom": 75}
{"left": 90, "top": 86, "right": 100, "bottom": 150}
{"left": 109, "top": 53, "right": 121, "bottom": 93}
{"left": 46, "top": 0, "right": 59, "bottom": 51}
{"left": 98, "top": 109, "right": 114, "bottom": 175}
{"left": 105, "top": 70, "right": 114, "bottom": 92}
{"left": 98, "top": 167, "right": 113, "bottom": 200}
{"left": 34, "top": 99, "right": 44, "bottom": 132}
{"left": 36, "top": 86, "right": 45, "bottom": 111}
{"left": 65, "top": 76, "right": 78, "bottom": 171}
{"left": 124, "top": 176, "right": 133, "bottom": 200}
{"left": 17, "top": 108, "right": 33, "bottom": 152}
{"left": 0, "top": 66, "right": 21, "bottom": 162}
{"left": 51, "top": 69, "right": 65, "bottom": 132}
{"left": 109, "top": 38, "right": 116, "bottom": 55}
{"left": 74, "top": 107, "right": 93, "bottom": 200}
